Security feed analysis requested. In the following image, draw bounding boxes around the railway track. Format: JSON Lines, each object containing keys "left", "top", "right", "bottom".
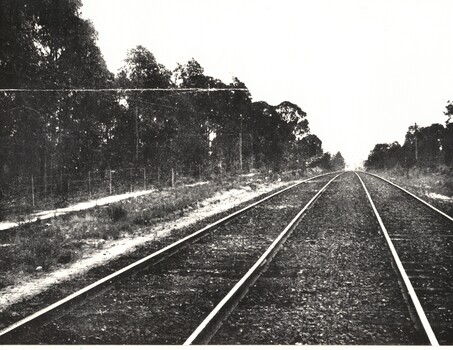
{"left": 360, "top": 172, "right": 453, "bottom": 345}
{"left": 209, "top": 171, "right": 428, "bottom": 345}
{"left": 0, "top": 172, "right": 340, "bottom": 344}
{"left": 208, "top": 171, "right": 452, "bottom": 345}
{"left": 1, "top": 170, "right": 451, "bottom": 345}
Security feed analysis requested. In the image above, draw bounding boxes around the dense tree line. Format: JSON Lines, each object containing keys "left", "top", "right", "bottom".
{"left": 0, "top": 0, "right": 344, "bottom": 196}
{"left": 365, "top": 101, "right": 453, "bottom": 170}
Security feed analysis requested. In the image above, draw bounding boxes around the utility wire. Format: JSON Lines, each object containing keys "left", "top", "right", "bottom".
{"left": 2, "top": 77, "right": 245, "bottom": 118}
{"left": 4, "top": 89, "right": 235, "bottom": 118}
{"left": 0, "top": 87, "right": 248, "bottom": 93}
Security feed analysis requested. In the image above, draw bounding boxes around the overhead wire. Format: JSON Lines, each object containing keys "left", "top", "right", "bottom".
{"left": 0, "top": 87, "right": 247, "bottom": 93}
{"left": 2, "top": 74, "right": 248, "bottom": 118}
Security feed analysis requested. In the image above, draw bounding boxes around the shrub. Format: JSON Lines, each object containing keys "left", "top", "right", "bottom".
{"left": 101, "top": 225, "right": 121, "bottom": 240}
{"left": 54, "top": 196, "right": 68, "bottom": 209}
{"left": 107, "top": 204, "right": 128, "bottom": 222}
{"left": 13, "top": 225, "right": 66, "bottom": 271}
{"left": 444, "top": 177, "right": 453, "bottom": 196}
{"left": 57, "top": 249, "right": 73, "bottom": 264}
{"left": 132, "top": 211, "right": 153, "bottom": 226}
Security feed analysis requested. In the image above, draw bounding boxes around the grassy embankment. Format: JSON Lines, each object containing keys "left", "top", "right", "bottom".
{"left": 365, "top": 167, "right": 453, "bottom": 221}
{"left": 0, "top": 171, "right": 304, "bottom": 288}
{"left": 367, "top": 167, "right": 453, "bottom": 198}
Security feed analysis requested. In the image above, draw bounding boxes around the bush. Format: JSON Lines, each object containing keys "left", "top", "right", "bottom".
{"left": 101, "top": 225, "right": 122, "bottom": 240}
{"left": 132, "top": 211, "right": 153, "bottom": 226}
{"left": 57, "top": 249, "right": 73, "bottom": 264}
{"left": 444, "top": 177, "right": 453, "bottom": 196}
{"left": 107, "top": 204, "right": 128, "bottom": 222}
{"left": 54, "top": 196, "right": 69, "bottom": 209}
{"left": 13, "top": 226, "right": 66, "bottom": 271}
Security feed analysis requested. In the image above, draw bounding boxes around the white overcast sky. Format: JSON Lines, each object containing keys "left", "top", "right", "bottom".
{"left": 81, "top": 0, "right": 453, "bottom": 168}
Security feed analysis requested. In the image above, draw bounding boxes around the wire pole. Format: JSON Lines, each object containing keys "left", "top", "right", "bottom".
{"left": 171, "top": 168, "right": 175, "bottom": 188}
{"left": 239, "top": 114, "right": 243, "bottom": 172}
{"left": 135, "top": 106, "right": 139, "bottom": 164}
{"left": 88, "top": 171, "right": 92, "bottom": 197}
{"left": 143, "top": 168, "right": 147, "bottom": 191}
{"left": 31, "top": 174, "right": 35, "bottom": 208}
{"left": 109, "top": 170, "right": 112, "bottom": 195}
{"left": 414, "top": 122, "right": 418, "bottom": 162}
{"left": 60, "top": 171, "right": 63, "bottom": 195}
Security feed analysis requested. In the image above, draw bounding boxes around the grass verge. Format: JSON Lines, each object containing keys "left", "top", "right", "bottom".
{"left": 0, "top": 171, "right": 304, "bottom": 289}
{"left": 368, "top": 167, "right": 453, "bottom": 197}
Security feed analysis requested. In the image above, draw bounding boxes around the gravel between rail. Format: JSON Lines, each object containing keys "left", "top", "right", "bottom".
{"left": 211, "top": 172, "right": 426, "bottom": 345}
{"left": 361, "top": 173, "right": 453, "bottom": 345}
{"left": 1, "top": 174, "right": 337, "bottom": 344}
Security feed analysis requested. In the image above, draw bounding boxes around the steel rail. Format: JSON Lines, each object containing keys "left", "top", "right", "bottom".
{"left": 184, "top": 172, "right": 344, "bottom": 345}
{"left": 363, "top": 171, "right": 453, "bottom": 223}
{"left": 0, "top": 171, "right": 338, "bottom": 342}
{"left": 354, "top": 172, "right": 439, "bottom": 346}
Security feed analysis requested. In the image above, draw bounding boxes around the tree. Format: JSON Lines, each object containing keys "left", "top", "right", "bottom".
{"left": 174, "top": 58, "right": 210, "bottom": 88}
{"left": 1, "top": 1, "right": 322, "bottom": 197}
{"left": 0, "top": 0, "right": 114, "bottom": 193}
{"left": 298, "top": 134, "right": 323, "bottom": 159}
{"left": 172, "top": 59, "right": 213, "bottom": 169}
{"left": 283, "top": 134, "right": 323, "bottom": 169}
{"left": 113, "top": 45, "right": 175, "bottom": 168}
{"left": 119, "top": 45, "right": 172, "bottom": 88}
{"left": 417, "top": 124, "right": 444, "bottom": 167}
{"left": 444, "top": 101, "right": 453, "bottom": 166}
{"left": 315, "top": 152, "right": 332, "bottom": 169}
{"left": 365, "top": 142, "right": 402, "bottom": 169}
{"left": 331, "top": 152, "right": 345, "bottom": 170}
{"left": 249, "top": 101, "right": 296, "bottom": 171}
{"left": 208, "top": 77, "right": 253, "bottom": 172}
{"left": 402, "top": 124, "right": 444, "bottom": 168}
{"left": 0, "top": 0, "right": 50, "bottom": 186}
{"left": 275, "top": 101, "right": 309, "bottom": 140}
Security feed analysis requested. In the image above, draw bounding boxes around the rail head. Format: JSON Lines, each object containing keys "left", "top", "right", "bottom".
{"left": 0, "top": 171, "right": 339, "bottom": 341}
{"left": 354, "top": 172, "right": 439, "bottom": 346}
{"left": 184, "top": 172, "right": 344, "bottom": 345}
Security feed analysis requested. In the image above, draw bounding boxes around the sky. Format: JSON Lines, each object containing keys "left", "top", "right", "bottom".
{"left": 80, "top": 0, "right": 453, "bottom": 168}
